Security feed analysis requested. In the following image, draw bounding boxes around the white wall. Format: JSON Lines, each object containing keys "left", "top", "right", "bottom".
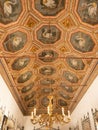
{"left": 62, "top": 76, "right": 98, "bottom": 130}
{"left": 0, "top": 75, "right": 24, "bottom": 128}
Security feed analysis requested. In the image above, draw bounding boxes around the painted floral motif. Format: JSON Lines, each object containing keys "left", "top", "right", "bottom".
{"left": 37, "top": 25, "right": 61, "bottom": 44}
{"left": 27, "top": 100, "right": 36, "bottom": 107}
{"left": 38, "top": 50, "right": 58, "bottom": 62}
{"left": 70, "top": 31, "right": 95, "bottom": 53}
{"left": 0, "top": 0, "right": 22, "bottom": 24}
{"left": 12, "top": 57, "right": 30, "bottom": 70}
{"left": 24, "top": 92, "right": 35, "bottom": 101}
{"left": 39, "top": 66, "right": 56, "bottom": 76}
{"left": 40, "top": 78, "right": 55, "bottom": 86}
{"left": 41, "top": 97, "right": 49, "bottom": 107}
{"left": 35, "top": 0, "right": 65, "bottom": 16}
{"left": 63, "top": 71, "right": 78, "bottom": 83}
{"left": 17, "top": 71, "right": 32, "bottom": 83}
{"left": 77, "top": 0, "right": 98, "bottom": 25}
{"left": 66, "top": 56, "right": 85, "bottom": 70}
{"left": 58, "top": 99, "right": 67, "bottom": 106}
{"left": 3, "top": 31, "right": 27, "bottom": 52}
{"left": 21, "top": 83, "right": 34, "bottom": 93}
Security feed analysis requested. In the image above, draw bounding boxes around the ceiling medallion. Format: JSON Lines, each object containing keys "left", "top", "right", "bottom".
{"left": 77, "top": 0, "right": 98, "bottom": 25}
{"left": 41, "top": 88, "right": 53, "bottom": 94}
{"left": 3, "top": 31, "right": 27, "bottom": 52}
{"left": 58, "top": 99, "right": 68, "bottom": 106}
{"left": 39, "top": 66, "right": 56, "bottom": 76}
{"left": 40, "top": 78, "right": 55, "bottom": 86}
{"left": 70, "top": 31, "right": 95, "bottom": 53}
{"left": 37, "top": 25, "right": 61, "bottom": 44}
{"left": 38, "top": 50, "right": 58, "bottom": 62}
{"left": 60, "top": 82, "right": 77, "bottom": 93}
{"left": 27, "top": 100, "right": 36, "bottom": 108}
{"left": 12, "top": 57, "right": 30, "bottom": 70}
{"left": 17, "top": 71, "right": 32, "bottom": 83}
{"left": 59, "top": 91, "right": 72, "bottom": 100}
{"left": 34, "top": 0, "right": 65, "bottom": 16}
{"left": 66, "top": 56, "right": 85, "bottom": 70}
{"left": 41, "top": 96, "right": 49, "bottom": 107}
{"left": 0, "top": 0, "right": 22, "bottom": 24}
{"left": 21, "top": 83, "right": 34, "bottom": 93}
{"left": 24, "top": 91, "right": 35, "bottom": 101}
{"left": 63, "top": 71, "right": 79, "bottom": 83}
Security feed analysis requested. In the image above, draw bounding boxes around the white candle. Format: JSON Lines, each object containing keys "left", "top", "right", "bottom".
{"left": 31, "top": 112, "right": 34, "bottom": 118}
{"left": 34, "top": 108, "right": 36, "bottom": 116}
{"left": 68, "top": 110, "right": 71, "bottom": 118}
{"left": 62, "top": 107, "right": 65, "bottom": 116}
{"left": 47, "top": 106, "right": 50, "bottom": 114}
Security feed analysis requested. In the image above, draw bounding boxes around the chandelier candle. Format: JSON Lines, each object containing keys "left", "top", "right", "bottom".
{"left": 68, "top": 110, "right": 71, "bottom": 119}
{"left": 31, "top": 112, "right": 34, "bottom": 118}
{"left": 34, "top": 108, "right": 36, "bottom": 116}
{"left": 62, "top": 107, "right": 65, "bottom": 116}
{"left": 47, "top": 106, "right": 50, "bottom": 115}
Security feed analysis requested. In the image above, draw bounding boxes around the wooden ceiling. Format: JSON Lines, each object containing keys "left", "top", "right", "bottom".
{"left": 0, "top": 0, "right": 98, "bottom": 115}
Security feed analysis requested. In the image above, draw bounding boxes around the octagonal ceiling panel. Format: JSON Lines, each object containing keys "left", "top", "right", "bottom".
{"left": 39, "top": 66, "right": 56, "bottom": 76}
{"left": 66, "top": 56, "right": 85, "bottom": 70}
{"left": 17, "top": 71, "right": 33, "bottom": 83}
{"left": 41, "top": 97, "right": 49, "bottom": 107}
{"left": 21, "top": 83, "right": 34, "bottom": 93}
{"left": 12, "top": 56, "right": 30, "bottom": 70}
{"left": 58, "top": 99, "right": 68, "bottom": 107}
{"left": 3, "top": 31, "right": 27, "bottom": 52}
{"left": 60, "top": 82, "right": 77, "bottom": 93}
{"left": 37, "top": 25, "right": 61, "bottom": 44}
{"left": 0, "top": 0, "right": 98, "bottom": 115}
{"left": 27, "top": 100, "right": 36, "bottom": 108}
{"left": 77, "top": 0, "right": 98, "bottom": 25}
{"left": 38, "top": 50, "right": 58, "bottom": 62}
{"left": 0, "top": 0, "right": 22, "bottom": 24}
{"left": 41, "top": 88, "right": 53, "bottom": 94}
{"left": 63, "top": 71, "right": 79, "bottom": 83}
{"left": 24, "top": 91, "right": 35, "bottom": 102}
{"left": 34, "top": 0, "right": 65, "bottom": 16}
{"left": 59, "top": 91, "right": 72, "bottom": 100}
{"left": 70, "top": 31, "right": 95, "bottom": 53}
{"left": 40, "top": 78, "right": 55, "bottom": 86}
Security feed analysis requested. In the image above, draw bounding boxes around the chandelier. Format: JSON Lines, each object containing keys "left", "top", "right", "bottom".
{"left": 31, "top": 95, "right": 71, "bottom": 127}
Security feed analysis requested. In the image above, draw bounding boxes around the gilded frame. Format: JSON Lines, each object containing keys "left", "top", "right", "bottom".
{"left": 74, "top": 125, "right": 79, "bottom": 130}
{"left": 1, "top": 115, "right": 8, "bottom": 130}
{"left": 82, "top": 113, "right": 91, "bottom": 130}
{"left": 91, "top": 109, "right": 98, "bottom": 130}
{"left": 0, "top": 108, "right": 3, "bottom": 129}
{"left": 69, "top": 127, "right": 72, "bottom": 130}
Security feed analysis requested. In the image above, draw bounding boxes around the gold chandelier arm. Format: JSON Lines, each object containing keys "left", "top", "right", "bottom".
{"left": 31, "top": 96, "right": 71, "bottom": 127}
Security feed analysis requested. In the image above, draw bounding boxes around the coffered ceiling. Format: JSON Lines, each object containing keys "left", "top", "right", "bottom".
{"left": 0, "top": 0, "right": 98, "bottom": 115}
